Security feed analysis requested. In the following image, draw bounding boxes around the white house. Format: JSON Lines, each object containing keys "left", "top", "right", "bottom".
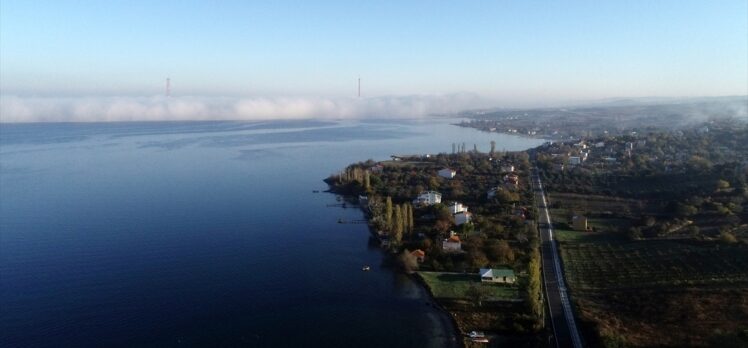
{"left": 413, "top": 191, "right": 442, "bottom": 206}
{"left": 442, "top": 234, "right": 462, "bottom": 252}
{"left": 438, "top": 168, "right": 457, "bottom": 179}
{"left": 454, "top": 211, "right": 472, "bottom": 226}
{"left": 448, "top": 202, "right": 468, "bottom": 214}
{"left": 500, "top": 164, "right": 515, "bottom": 173}
{"left": 568, "top": 156, "right": 581, "bottom": 165}
{"left": 479, "top": 268, "right": 516, "bottom": 284}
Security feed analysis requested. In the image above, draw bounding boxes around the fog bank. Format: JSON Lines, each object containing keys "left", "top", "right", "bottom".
{"left": 0, "top": 94, "right": 487, "bottom": 123}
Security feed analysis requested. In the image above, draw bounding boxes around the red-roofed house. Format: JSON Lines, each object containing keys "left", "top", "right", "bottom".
{"left": 442, "top": 235, "right": 462, "bottom": 252}
{"left": 411, "top": 249, "right": 425, "bottom": 263}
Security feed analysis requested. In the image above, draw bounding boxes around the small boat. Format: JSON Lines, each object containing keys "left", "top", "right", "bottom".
{"left": 362, "top": 266, "right": 371, "bottom": 271}
{"left": 467, "top": 331, "right": 485, "bottom": 338}
{"left": 471, "top": 338, "right": 489, "bottom": 343}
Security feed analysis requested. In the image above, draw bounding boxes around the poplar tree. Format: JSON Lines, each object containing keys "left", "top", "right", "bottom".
{"left": 385, "top": 196, "right": 393, "bottom": 231}
{"left": 526, "top": 248, "right": 542, "bottom": 329}
{"left": 406, "top": 203, "right": 414, "bottom": 234}
{"left": 393, "top": 204, "right": 403, "bottom": 244}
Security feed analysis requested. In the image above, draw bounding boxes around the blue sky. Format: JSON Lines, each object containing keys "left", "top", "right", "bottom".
{"left": 0, "top": 1, "right": 746, "bottom": 119}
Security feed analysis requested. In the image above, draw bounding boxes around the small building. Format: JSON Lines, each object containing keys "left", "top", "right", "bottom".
{"left": 449, "top": 202, "right": 468, "bottom": 214}
{"left": 438, "top": 168, "right": 457, "bottom": 179}
{"left": 370, "top": 164, "right": 384, "bottom": 173}
{"left": 504, "top": 173, "right": 519, "bottom": 187}
{"left": 568, "top": 156, "right": 581, "bottom": 165}
{"left": 479, "top": 268, "right": 516, "bottom": 284}
{"left": 411, "top": 249, "right": 425, "bottom": 263}
{"left": 413, "top": 191, "right": 442, "bottom": 206}
{"left": 454, "top": 211, "right": 472, "bottom": 226}
{"left": 581, "top": 150, "right": 589, "bottom": 161}
{"left": 358, "top": 195, "right": 369, "bottom": 206}
{"left": 572, "top": 215, "right": 588, "bottom": 231}
{"left": 500, "top": 164, "right": 515, "bottom": 173}
{"left": 442, "top": 234, "right": 462, "bottom": 252}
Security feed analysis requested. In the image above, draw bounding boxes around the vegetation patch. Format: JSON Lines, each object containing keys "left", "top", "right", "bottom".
{"left": 417, "top": 271, "right": 519, "bottom": 300}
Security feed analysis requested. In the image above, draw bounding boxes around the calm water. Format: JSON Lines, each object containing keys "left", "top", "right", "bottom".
{"left": 0, "top": 119, "right": 543, "bottom": 347}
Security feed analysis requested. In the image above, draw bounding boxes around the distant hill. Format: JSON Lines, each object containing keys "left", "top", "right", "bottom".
{"left": 459, "top": 95, "right": 748, "bottom": 138}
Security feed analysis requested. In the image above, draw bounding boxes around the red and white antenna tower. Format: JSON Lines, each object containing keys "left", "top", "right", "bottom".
{"left": 166, "top": 77, "right": 171, "bottom": 97}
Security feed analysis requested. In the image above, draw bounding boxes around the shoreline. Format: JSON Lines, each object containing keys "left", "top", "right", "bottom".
{"left": 326, "top": 186, "right": 465, "bottom": 347}
{"left": 412, "top": 272, "right": 467, "bottom": 348}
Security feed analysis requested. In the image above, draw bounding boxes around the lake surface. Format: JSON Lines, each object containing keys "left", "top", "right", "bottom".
{"left": 0, "top": 119, "right": 543, "bottom": 347}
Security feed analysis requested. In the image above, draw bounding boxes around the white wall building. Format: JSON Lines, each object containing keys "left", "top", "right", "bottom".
{"left": 479, "top": 268, "right": 516, "bottom": 284}
{"left": 448, "top": 202, "right": 468, "bottom": 214}
{"left": 454, "top": 211, "right": 472, "bottom": 226}
{"left": 413, "top": 191, "right": 442, "bottom": 206}
{"left": 442, "top": 235, "right": 462, "bottom": 252}
{"left": 438, "top": 168, "right": 456, "bottom": 179}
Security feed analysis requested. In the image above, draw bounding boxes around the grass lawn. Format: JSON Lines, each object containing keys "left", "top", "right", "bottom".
{"left": 588, "top": 217, "right": 632, "bottom": 231}
{"left": 554, "top": 228, "right": 587, "bottom": 242}
{"left": 554, "top": 227, "right": 624, "bottom": 243}
{"left": 418, "top": 272, "right": 519, "bottom": 300}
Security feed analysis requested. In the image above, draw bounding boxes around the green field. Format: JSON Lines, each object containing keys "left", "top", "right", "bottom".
{"left": 417, "top": 272, "right": 519, "bottom": 300}
{"left": 559, "top": 239, "right": 748, "bottom": 290}
{"left": 554, "top": 228, "right": 588, "bottom": 242}
{"left": 554, "top": 227, "right": 626, "bottom": 243}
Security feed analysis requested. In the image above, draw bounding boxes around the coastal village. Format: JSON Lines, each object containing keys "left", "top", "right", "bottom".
{"left": 459, "top": 119, "right": 748, "bottom": 347}
{"left": 327, "top": 120, "right": 748, "bottom": 347}
{"left": 327, "top": 146, "right": 545, "bottom": 346}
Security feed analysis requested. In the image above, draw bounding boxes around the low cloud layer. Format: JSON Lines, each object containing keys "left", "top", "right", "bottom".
{"left": 0, "top": 94, "right": 486, "bottom": 123}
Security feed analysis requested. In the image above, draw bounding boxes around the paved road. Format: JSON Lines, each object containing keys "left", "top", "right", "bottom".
{"left": 531, "top": 169, "right": 583, "bottom": 348}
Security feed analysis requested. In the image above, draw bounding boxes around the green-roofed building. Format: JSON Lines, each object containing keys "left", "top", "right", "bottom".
{"left": 479, "top": 268, "right": 516, "bottom": 284}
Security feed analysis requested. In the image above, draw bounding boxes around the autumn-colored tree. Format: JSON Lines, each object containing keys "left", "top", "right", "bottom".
{"left": 385, "top": 196, "right": 393, "bottom": 231}
{"left": 406, "top": 203, "right": 414, "bottom": 234}
{"left": 364, "top": 170, "right": 371, "bottom": 191}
